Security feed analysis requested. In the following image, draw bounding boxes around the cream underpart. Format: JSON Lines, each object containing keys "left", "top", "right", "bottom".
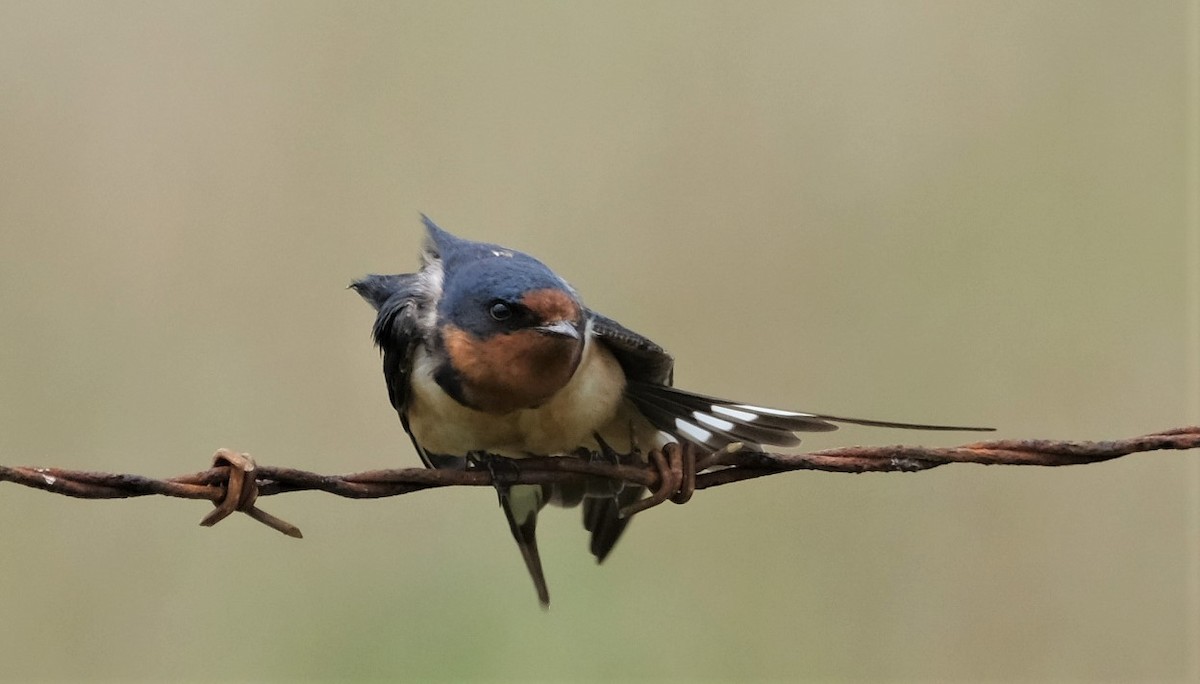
{"left": 407, "top": 327, "right": 654, "bottom": 457}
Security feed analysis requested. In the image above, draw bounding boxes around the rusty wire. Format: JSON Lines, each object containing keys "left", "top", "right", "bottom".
{"left": 2, "top": 427, "right": 1198, "bottom": 538}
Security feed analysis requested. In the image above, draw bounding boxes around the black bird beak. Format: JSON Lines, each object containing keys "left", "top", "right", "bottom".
{"left": 536, "top": 320, "right": 581, "bottom": 340}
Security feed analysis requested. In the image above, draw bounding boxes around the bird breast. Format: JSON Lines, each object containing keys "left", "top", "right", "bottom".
{"left": 407, "top": 332, "right": 628, "bottom": 456}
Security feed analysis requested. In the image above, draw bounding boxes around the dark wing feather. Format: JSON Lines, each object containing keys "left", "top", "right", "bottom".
{"left": 589, "top": 311, "right": 674, "bottom": 386}
{"left": 582, "top": 484, "right": 647, "bottom": 563}
{"left": 350, "top": 273, "right": 435, "bottom": 465}
{"left": 627, "top": 382, "right": 834, "bottom": 449}
{"left": 627, "top": 384, "right": 803, "bottom": 447}
{"left": 590, "top": 309, "right": 990, "bottom": 451}
{"left": 628, "top": 381, "right": 992, "bottom": 450}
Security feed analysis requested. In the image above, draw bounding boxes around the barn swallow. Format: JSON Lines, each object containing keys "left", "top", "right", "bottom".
{"left": 352, "top": 215, "right": 990, "bottom": 606}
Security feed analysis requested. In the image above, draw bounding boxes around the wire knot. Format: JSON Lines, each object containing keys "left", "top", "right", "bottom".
{"left": 198, "top": 449, "right": 302, "bottom": 538}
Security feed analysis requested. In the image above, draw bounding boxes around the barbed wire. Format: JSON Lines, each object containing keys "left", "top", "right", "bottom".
{"left": 2, "top": 426, "right": 1197, "bottom": 538}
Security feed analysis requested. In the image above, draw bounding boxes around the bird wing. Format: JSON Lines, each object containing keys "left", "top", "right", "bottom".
{"left": 627, "top": 381, "right": 993, "bottom": 451}
{"left": 589, "top": 311, "right": 675, "bottom": 386}
{"left": 592, "top": 310, "right": 991, "bottom": 451}
{"left": 351, "top": 273, "right": 440, "bottom": 466}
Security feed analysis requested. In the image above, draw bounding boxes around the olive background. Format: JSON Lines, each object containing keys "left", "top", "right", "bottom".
{"left": 1, "top": 2, "right": 1197, "bottom": 682}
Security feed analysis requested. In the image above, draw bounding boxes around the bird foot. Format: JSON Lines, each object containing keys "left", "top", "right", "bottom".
{"left": 585, "top": 432, "right": 631, "bottom": 499}
{"left": 466, "top": 452, "right": 522, "bottom": 508}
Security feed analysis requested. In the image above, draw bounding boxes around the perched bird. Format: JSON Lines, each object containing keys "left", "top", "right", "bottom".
{"left": 353, "top": 216, "right": 990, "bottom": 606}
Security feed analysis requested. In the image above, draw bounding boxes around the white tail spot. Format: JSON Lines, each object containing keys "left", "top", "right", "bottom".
{"left": 692, "top": 412, "right": 735, "bottom": 432}
{"left": 674, "top": 418, "right": 714, "bottom": 445}
{"left": 712, "top": 405, "right": 758, "bottom": 422}
{"left": 733, "top": 404, "right": 815, "bottom": 418}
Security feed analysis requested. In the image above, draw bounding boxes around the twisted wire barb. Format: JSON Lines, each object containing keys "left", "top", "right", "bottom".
{"left": 2, "top": 427, "right": 1198, "bottom": 538}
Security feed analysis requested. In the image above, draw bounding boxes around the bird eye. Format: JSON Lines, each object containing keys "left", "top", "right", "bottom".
{"left": 489, "top": 301, "right": 513, "bottom": 321}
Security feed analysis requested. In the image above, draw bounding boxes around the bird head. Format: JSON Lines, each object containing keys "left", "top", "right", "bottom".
{"left": 426, "top": 217, "right": 586, "bottom": 414}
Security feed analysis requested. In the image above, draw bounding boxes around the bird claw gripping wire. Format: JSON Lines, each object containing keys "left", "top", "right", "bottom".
{"left": 585, "top": 433, "right": 629, "bottom": 499}
{"left": 198, "top": 449, "right": 303, "bottom": 538}
{"left": 465, "top": 451, "right": 523, "bottom": 509}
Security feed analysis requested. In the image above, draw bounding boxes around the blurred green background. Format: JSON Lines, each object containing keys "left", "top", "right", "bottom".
{"left": 2, "top": 1, "right": 1197, "bottom": 681}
